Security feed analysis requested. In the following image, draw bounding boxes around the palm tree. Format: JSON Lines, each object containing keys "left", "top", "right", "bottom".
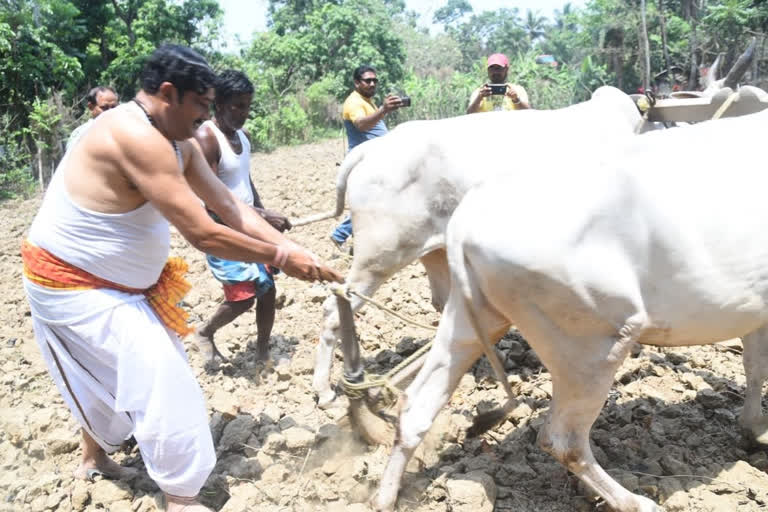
{"left": 523, "top": 9, "right": 547, "bottom": 43}
{"left": 554, "top": 2, "right": 575, "bottom": 31}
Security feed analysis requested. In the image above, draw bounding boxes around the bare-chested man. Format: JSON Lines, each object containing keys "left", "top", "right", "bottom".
{"left": 193, "top": 69, "right": 290, "bottom": 366}
{"left": 21, "top": 44, "right": 341, "bottom": 512}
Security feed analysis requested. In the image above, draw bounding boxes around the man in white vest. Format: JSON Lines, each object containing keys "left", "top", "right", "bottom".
{"left": 192, "top": 70, "right": 292, "bottom": 366}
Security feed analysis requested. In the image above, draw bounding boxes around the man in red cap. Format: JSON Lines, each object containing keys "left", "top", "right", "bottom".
{"left": 467, "top": 53, "right": 531, "bottom": 114}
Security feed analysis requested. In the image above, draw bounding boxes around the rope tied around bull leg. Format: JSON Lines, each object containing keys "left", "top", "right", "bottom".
{"left": 330, "top": 283, "right": 435, "bottom": 407}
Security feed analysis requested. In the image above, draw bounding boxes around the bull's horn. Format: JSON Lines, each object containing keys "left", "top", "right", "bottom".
{"left": 724, "top": 37, "right": 757, "bottom": 89}
{"left": 704, "top": 53, "right": 723, "bottom": 89}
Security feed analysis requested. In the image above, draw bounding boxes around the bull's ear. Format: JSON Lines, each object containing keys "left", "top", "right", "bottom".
{"left": 723, "top": 37, "right": 757, "bottom": 90}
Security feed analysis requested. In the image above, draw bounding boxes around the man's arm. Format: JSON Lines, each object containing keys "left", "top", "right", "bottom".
{"left": 118, "top": 125, "right": 339, "bottom": 282}
{"left": 250, "top": 178, "right": 264, "bottom": 208}
{"left": 239, "top": 129, "right": 264, "bottom": 209}
{"left": 507, "top": 84, "right": 531, "bottom": 110}
{"left": 352, "top": 95, "right": 401, "bottom": 132}
{"left": 240, "top": 128, "right": 291, "bottom": 231}
{"left": 467, "top": 86, "right": 492, "bottom": 114}
{"left": 247, "top": 174, "right": 291, "bottom": 232}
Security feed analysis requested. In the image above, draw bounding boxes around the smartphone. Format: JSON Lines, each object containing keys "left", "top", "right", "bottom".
{"left": 488, "top": 84, "right": 508, "bottom": 95}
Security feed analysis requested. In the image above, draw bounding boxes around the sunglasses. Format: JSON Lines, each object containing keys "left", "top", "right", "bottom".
{"left": 360, "top": 78, "right": 378, "bottom": 84}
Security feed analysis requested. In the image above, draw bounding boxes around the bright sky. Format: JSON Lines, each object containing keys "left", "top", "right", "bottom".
{"left": 219, "top": 0, "right": 587, "bottom": 49}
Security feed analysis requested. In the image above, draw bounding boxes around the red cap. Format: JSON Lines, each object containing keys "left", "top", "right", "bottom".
{"left": 487, "top": 53, "right": 509, "bottom": 68}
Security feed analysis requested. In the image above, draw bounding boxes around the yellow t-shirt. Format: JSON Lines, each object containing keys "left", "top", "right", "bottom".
{"left": 342, "top": 90, "right": 378, "bottom": 122}
{"left": 469, "top": 83, "right": 529, "bottom": 112}
{"left": 342, "top": 90, "right": 388, "bottom": 150}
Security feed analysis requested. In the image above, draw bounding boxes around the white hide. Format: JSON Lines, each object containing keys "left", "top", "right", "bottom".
{"left": 374, "top": 108, "right": 768, "bottom": 512}
{"left": 313, "top": 86, "right": 646, "bottom": 404}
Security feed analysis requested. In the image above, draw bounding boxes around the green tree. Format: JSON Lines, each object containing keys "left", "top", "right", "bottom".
{"left": 523, "top": 9, "right": 548, "bottom": 44}
{"left": 432, "top": 0, "right": 472, "bottom": 26}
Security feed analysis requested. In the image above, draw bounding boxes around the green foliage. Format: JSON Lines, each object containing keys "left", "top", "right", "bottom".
{"left": 249, "top": 0, "right": 406, "bottom": 101}
{"left": 444, "top": 8, "right": 532, "bottom": 71}
{"left": 0, "top": 0, "right": 222, "bottom": 198}
{"left": 0, "top": 114, "right": 36, "bottom": 199}
{"left": 3, "top": 0, "right": 768, "bottom": 199}
{"left": 390, "top": 72, "right": 476, "bottom": 123}
{"left": 244, "top": 95, "right": 311, "bottom": 151}
{"left": 396, "top": 22, "right": 463, "bottom": 79}
{"left": 432, "top": 0, "right": 472, "bottom": 27}
{"left": 701, "top": 0, "right": 763, "bottom": 57}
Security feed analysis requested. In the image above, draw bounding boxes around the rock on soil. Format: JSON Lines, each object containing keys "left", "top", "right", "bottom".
{"left": 2, "top": 139, "right": 768, "bottom": 511}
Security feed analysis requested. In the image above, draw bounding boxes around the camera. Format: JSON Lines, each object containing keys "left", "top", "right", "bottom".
{"left": 400, "top": 95, "right": 411, "bottom": 107}
{"left": 488, "top": 84, "right": 508, "bottom": 95}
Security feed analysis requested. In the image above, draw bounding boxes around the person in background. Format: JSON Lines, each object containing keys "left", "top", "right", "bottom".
{"left": 467, "top": 53, "right": 531, "bottom": 114}
{"left": 192, "top": 69, "right": 291, "bottom": 366}
{"left": 66, "top": 86, "right": 119, "bottom": 151}
{"left": 330, "top": 64, "right": 403, "bottom": 251}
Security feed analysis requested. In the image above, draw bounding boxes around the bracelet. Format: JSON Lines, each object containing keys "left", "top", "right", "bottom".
{"left": 272, "top": 245, "right": 290, "bottom": 268}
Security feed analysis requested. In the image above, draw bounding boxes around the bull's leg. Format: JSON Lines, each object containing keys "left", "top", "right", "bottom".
{"left": 314, "top": 276, "right": 384, "bottom": 406}
{"left": 313, "top": 240, "right": 428, "bottom": 406}
{"left": 522, "top": 309, "right": 660, "bottom": 512}
{"left": 740, "top": 327, "right": 768, "bottom": 444}
{"left": 374, "top": 293, "right": 506, "bottom": 511}
{"left": 420, "top": 248, "right": 450, "bottom": 312}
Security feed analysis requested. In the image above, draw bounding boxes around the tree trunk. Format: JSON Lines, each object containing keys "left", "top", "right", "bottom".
{"left": 688, "top": 20, "right": 699, "bottom": 89}
{"left": 659, "top": 0, "right": 674, "bottom": 88}
{"left": 37, "top": 146, "right": 45, "bottom": 191}
{"left": 111, "top": 0, "right": 137, "bottom": 46}
{"left": 639, "top": 0, "right": 651, "bottom": 91}
{"left": 752, "top": 35, "right": 762, "bottom": 85}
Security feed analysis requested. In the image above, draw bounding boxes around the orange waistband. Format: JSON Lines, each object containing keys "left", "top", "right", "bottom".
{"left": 21, "top": 240, "right": 194, "bottom": 338}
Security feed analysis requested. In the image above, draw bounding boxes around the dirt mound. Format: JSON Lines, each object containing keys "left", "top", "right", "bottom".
{"left": 1, "top": 139, "right": 767, "bottom": 512}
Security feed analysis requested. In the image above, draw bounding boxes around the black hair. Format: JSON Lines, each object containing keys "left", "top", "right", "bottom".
{"left": 140, "top": 44, "right": 216, "bottom": 100}
{"left": 353, "top": 65, "right": 376, "bottom": 81}
{"left": 215, "top": 69, "right": 254, "bottom": 105}
{"left": 86, "top": 86, "right": 117, "bottom": 105}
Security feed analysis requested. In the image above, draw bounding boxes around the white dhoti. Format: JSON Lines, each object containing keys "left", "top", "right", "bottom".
{"left": 23, "top": 278, "right": 215, "bottom": 497}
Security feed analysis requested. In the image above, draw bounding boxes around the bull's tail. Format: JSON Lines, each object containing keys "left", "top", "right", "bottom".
{"left": 291, "top": 144, "right": 366, "bottom": 227}
{"left": 451, "top": 236, "right": 517, "bottom": 437}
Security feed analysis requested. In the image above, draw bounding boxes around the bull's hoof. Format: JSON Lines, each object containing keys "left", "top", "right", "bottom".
{"left": 371, "top": 494, "right": 396, "bottom": 512}
{"left": 750, "top": 426, "right": 768, "bottom": 447}
{"left": 316, "top": 389, "right": 337, "bottom": 409}
{"left": 634, "top": 495, "right": 663, "bottom": 512}
{"left": 740, "top": 417, "right": 768, "bottom": 447}
{"left": 349, "top": 398, "right": 395, "bottom": 446}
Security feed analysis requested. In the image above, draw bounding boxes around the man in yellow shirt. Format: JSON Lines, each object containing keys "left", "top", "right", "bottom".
{"left": 331, "top": 65, "right": 403, "bottom": 249}
{"left": 467, "top": 53, "right": 531, "bottom": 114}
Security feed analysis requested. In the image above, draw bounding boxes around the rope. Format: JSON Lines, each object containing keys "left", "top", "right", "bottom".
{"left": 329, "top": 283, "right": 438, "bottom": 332}
{"left": 329, "top": 283, "right": 437, "bottom": 404}
{"left": 339, "top": 339, "right": 433, "bottom": 405}
{"left": 711, "top": 91, "right": 740, "bottom": 120}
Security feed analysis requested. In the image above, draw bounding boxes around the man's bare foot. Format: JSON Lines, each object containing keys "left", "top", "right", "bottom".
{"left": 191, "top": 332, "right": 226, "bottom": 369}
{"left": 73, "top": 452, "right": 138, "bottom": 481}
{"left": 254, "top": 340, "right": 270, "bottom": 362}
{"left": 165, "top": 493, "right": 213, "bottom": 512}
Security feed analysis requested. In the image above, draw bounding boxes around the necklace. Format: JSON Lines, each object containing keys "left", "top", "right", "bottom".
{"left": 132, "top": 98, "right": 178, "bottom": 152}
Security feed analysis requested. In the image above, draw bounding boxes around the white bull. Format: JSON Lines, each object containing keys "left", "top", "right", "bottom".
{"left": 313, "top": 86, "right": 646, "bottom": 405}
{"left": 374, "top": 108, "right": 768, "bottom": 511}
